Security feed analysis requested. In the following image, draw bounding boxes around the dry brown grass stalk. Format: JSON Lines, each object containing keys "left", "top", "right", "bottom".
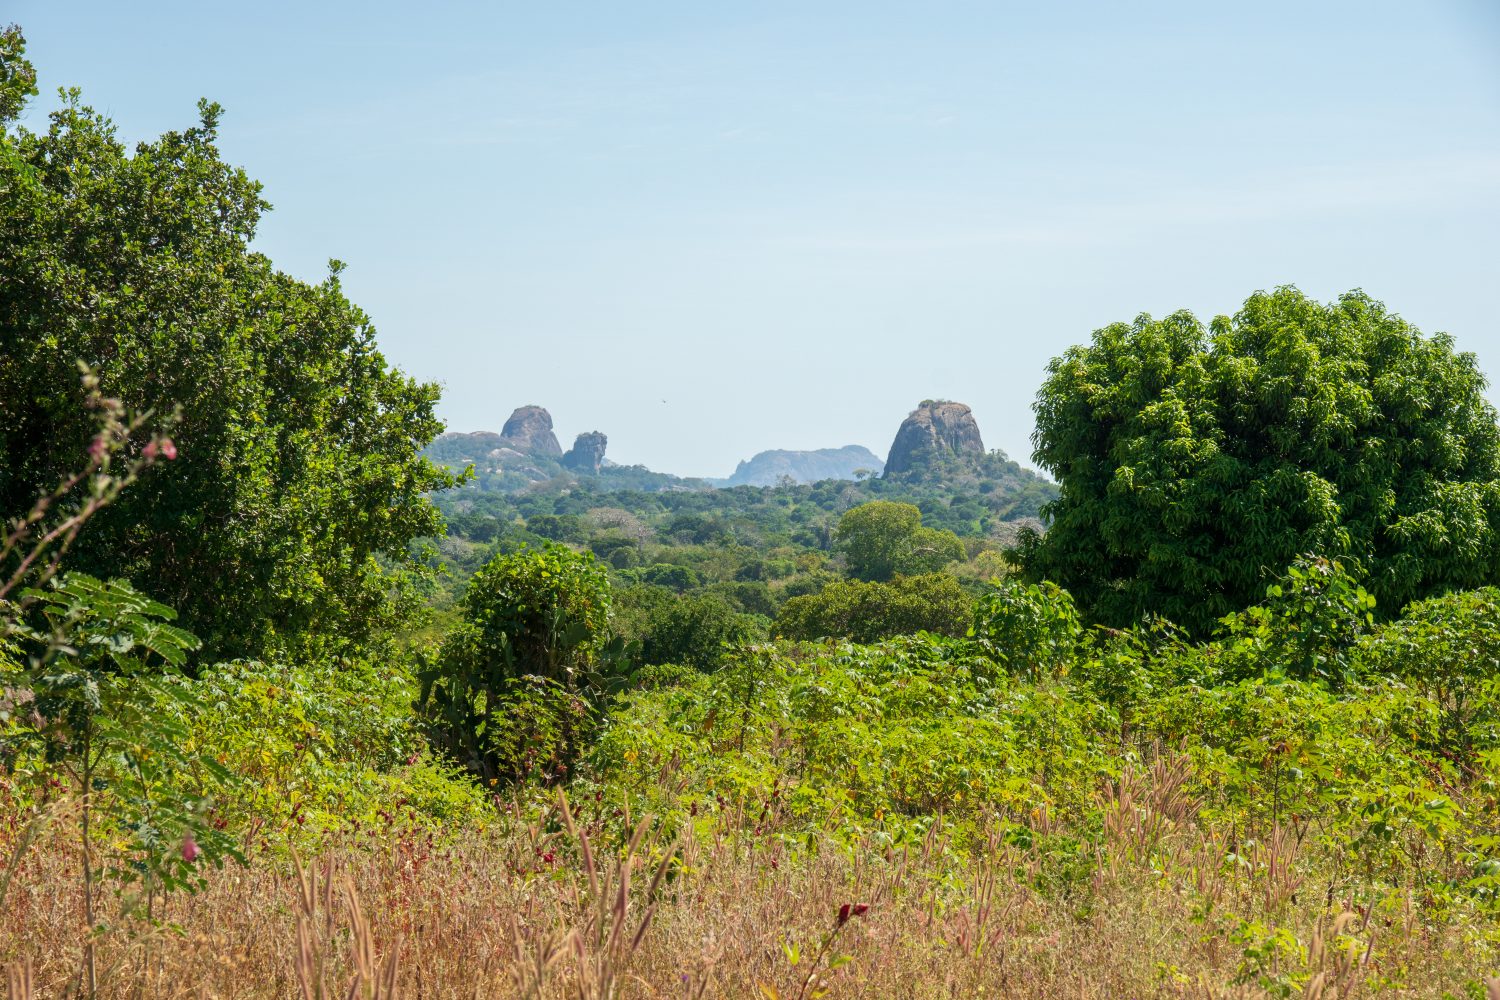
{"left": 0, "top": 762, "right": 1492, "bottom": 997}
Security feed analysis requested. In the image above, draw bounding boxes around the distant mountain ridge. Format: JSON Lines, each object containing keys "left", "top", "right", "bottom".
{"left": 720, "top": 446, "right": 883, "bottom": 487}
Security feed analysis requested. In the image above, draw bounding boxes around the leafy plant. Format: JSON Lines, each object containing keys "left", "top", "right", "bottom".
{"left": 420, "top": 545, "right": 622, "bottom": 783}
{"left": 2, "top": 574, "right": 238, "bottom": 994}
{"left": 969, "top": 578, "right": 1084, "bottom": 681}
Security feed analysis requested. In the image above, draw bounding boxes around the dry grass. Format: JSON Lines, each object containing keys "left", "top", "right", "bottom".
{"left": 1, "top": 776, "right": 1495, "bottom": 999}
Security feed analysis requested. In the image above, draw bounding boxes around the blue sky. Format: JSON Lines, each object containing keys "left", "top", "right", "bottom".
{"left": 11, "top": 1, "right": 1500, "bottom": 477}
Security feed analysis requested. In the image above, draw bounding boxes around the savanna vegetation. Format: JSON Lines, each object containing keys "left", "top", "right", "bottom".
{"left": 2, "top": 28, "right": 1500, "bottom": 999}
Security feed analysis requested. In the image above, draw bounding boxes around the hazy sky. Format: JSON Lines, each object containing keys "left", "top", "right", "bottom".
{"left": 12, "top": 1, "right": 1500, "bottom": 477}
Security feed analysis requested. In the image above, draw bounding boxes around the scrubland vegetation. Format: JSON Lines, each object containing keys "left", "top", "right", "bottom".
{"left": 3, "top": 25, "right": 1500, "bottom": 999}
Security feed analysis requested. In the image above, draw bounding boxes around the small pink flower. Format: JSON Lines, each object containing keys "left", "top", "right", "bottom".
{"left": 88, "top": 436, "right": 108, "bottom": 462}
{"left": 159, "top": 438, "right": 178, "bottom": 460}
{"left": 181, "top": 834, "right": 200, "bottom": 863}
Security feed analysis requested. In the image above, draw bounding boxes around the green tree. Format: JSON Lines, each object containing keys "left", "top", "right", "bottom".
{"left": 1022, "top": 288, "right": 1500, "bottom": 633}
{"left": 640, "top": 592, "right": 767, "bottom": 670}
{"left": 0, "top": 68, "right": 453, "bottom": 661}
{"left": 0, "top": 25, "right": 38, "bottom": 126}
{"left": 778, "top": 573, "right": 973, "bottom": 643}
{"left": 419, "top": 545, "right": 614, "bottom": 782}
{"left": 835, "top": 501, "right": 964, "bottom": 582}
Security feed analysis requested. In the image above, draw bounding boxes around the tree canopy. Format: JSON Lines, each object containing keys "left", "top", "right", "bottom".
{"left": 835, "top": 501, "right": 965, "bottom": 582}
{"left": 1020, "top": 287, "right": 1500, "bottom": 633}
{"left": 0, "top": 82, "right": 453, "bottom": 660}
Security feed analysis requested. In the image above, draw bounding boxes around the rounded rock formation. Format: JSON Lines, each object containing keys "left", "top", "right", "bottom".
{"left": 500, "top": 405, "right": 562, "bottom": 457}
{"left": 562, "top": 431, "right": 608, "bottom": 474}
{"left": 883, "top": 400, "right": 985, "bottom": 477}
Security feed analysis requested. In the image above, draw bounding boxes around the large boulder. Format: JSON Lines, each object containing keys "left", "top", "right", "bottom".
{"left": 500, "top": 405, "right": 562, "bottom": 456}
{"left": 883, "top": 400, "right": 985, "bottom": 477}
{"left": 562, "top": 431, "right": 608, "bottom": 474}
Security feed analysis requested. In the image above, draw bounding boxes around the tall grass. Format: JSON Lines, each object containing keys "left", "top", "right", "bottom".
{"left": 3, "top": 764, "right": 1495, "bottom": 998}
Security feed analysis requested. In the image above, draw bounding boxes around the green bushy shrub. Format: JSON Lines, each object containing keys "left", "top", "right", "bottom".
{"left": 591, "top": 635, "right": 1115, "bottom": 844}
{"left": 420, "top": 545, "right": 619, "bottom": 782}
{"left": 638, "top": 593, "right": 767, "bottom": 670}
{"left": 777, "top": 573, "right": 972, "bottom": 643}
{"left": 969, "top": 578, "right": 1084, "bottom": 681}
{"left": 187, "top": 658, "right": 489, "bottom": 842}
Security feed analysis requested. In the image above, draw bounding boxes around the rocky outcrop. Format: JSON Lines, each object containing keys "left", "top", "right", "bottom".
{"left": 562, "top": 431, "right": 608, "bottom": 474}
{"left": 500, "top": 405, "right": 562, "bottom": 456}
{"left": 883, "top": 400, "right": 985, "bottom": 477}
{"left": 725, "top": 445, "right": 883, "bottom": 487}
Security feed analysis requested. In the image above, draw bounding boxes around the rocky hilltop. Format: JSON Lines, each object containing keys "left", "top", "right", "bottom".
{"left": 724, "top": 445, "right": 883, "bottom": 487}
{"left": 500, "top": 405, "right": 562, "bottom": 457}
{"left": 562, "top": 431, "right": 608, "bottom": 474}
{"left": 883, "top": 400, "right": 986, "bottom": 477}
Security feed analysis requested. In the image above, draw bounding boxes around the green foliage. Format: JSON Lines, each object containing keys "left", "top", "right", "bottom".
{"left": 1213, "top": 556, "right": 1375, "bottom": 689}
{"left": 0, "top": 88, "right": 455, "bottom": 662}
{"left": 186, "top": 658, "right": 489, "bottom": 842}
{"left": 637, "top": 563, "right": 702, "bottom": 592}
{"left": 1358, "top": 586, "right": 1500, "bottom": 752}
{"left": 969, "top": 579, "right": 1084, "bottom": 681}
{"left": 1023, "top": 287, "right": 1500, "bottom": 634}
{"left": 0, "top": 24, "right": 37, "bottom": 126}
{"left": 2, "top": 574, "right": 238, "bottom": 913}
{"left": 778, "top": 574, "right": 973, "bottom": 644}
{"left": 835, "top": 501, "right": 964, "bottom": 582}
{"left": 638, "top": 592, "right": 767, "bottom": 670}
{"left": 420, "top": 545, "right": 616, "bottom": 782}
{"left": 593, "top": 635, "right": 1114, "bottom": 841}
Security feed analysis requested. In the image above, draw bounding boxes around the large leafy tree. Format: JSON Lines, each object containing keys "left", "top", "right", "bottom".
{"left": 1021, "top": 287, "right": 1500, "bottom": 634}
{"left": 835, "top": 501, "right": 964, "bottom": 582}
{"left": 0, "top": 45, "right": 453, "bottom": 660}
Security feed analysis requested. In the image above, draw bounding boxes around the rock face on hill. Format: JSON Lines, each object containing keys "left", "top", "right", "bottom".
{"left": 725, "top": 445, "right": 884, "bottom": 487}
{"left": 500, "top": 405, "right": 562, "bottom": 457}
{"left": 562, "top": 431, "right": 608, "bottom": 474}
{"left": 883, "top": 400, "right": 985, "bottom": 477}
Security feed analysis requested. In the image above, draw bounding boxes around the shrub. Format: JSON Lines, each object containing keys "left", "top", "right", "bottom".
{"left": 187, "top": 658, "right": 489, "bottom": 841}
{"left": 420, "top": 545, "right": 617, "bottom": 782}
{"left": 778, "top": 574, "right": 973, "bottom": 643}
{"left": 1358, "top": 586, "right": 1500, "bottom": 752}
{"left": 969, "top": 579, "right": 1084, "bottom": 681}
{"left": 639, "top": 593, "right": 767, "bottom": 670}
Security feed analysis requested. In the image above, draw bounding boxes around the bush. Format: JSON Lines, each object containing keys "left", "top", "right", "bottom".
{"left": 969, "top": 579, "right": 1084, "bottom": 681}
{"left": 1359, "top": 586, "right": 1500, "bottom": 752}
{"left": 639, "top": 593, "right": 768, "bottom": 670}
{"left": 778, "top": 573, "right": 973, "bottom": 643}
{"left": 188, "top": 658, "right": 489, "bottom": 841}
{"left": 592, "top": 635, "right": 1114, "bottom": 840}
{"left": 420, "top": 545, "right": 617, "bottom": 782}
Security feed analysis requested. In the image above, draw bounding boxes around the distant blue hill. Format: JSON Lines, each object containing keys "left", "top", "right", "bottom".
{"left": 719, "top": 445, "right": 884, "bottom": 487}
